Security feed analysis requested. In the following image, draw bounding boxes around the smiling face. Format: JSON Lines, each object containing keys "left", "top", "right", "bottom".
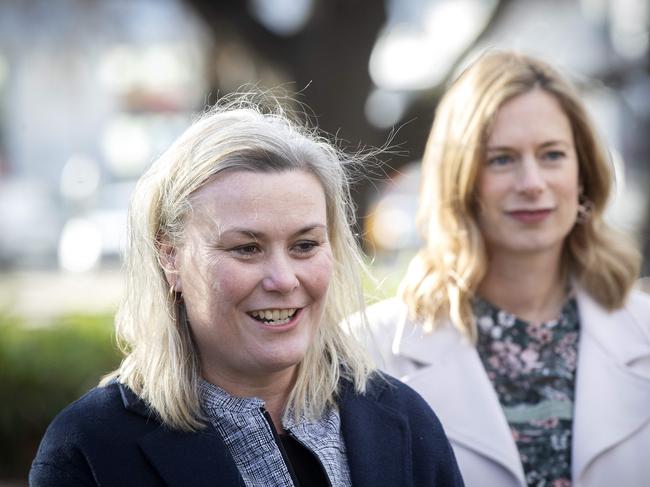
{"left": 171, "top": 169, "right": 333, "bottom": 391}
{"left": 475, "top": 88, "right": 580, "bottom": 259}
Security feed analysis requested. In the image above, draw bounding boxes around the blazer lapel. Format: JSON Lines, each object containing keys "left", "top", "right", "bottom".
{"left": 118, "top": 384, "right": 242, "bottom": 487}
{"left": 572, "top": 290, "right": 650, "bottom": 482}
{"left": 394, "top": 319, "right": 527, "bottom": 486}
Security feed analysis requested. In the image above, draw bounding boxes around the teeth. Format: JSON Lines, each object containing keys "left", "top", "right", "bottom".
{"left": 249, "top": 308, "right": 297, "bottom": 325}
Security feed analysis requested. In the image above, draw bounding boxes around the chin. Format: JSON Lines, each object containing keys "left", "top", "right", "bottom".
{"left": 262, "top": 349, "right": 309, "bottom": 372}
{"left": 513, "top": 240, "right": 563, "bottom": 255}
{"left": 255, "top": 331, "right": 319, "bottom": 373}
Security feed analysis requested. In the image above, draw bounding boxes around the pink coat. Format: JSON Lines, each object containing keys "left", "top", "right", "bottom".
{"left": 363, "top": 288, "right": 650, "bottom": 487}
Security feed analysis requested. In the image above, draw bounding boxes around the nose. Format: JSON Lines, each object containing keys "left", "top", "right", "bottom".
{"left": 261, "top": 253, "right": 299, "bottom": 294}
{"left": 515, "top": 155, "right": 545, "bottom": 196}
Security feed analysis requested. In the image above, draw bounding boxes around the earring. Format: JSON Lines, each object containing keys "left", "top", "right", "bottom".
{"left": 576, "top": 193, "right": 594, "bottom": 224}
{"left": 169, "top": 283, "right": 183, "bottom": 304}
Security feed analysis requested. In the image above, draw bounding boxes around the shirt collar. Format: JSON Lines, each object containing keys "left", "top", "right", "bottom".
{"left": 199, "top": 379, "right": 265, "bottom": 416}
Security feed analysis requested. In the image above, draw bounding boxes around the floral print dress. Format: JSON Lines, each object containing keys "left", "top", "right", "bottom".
{"left": 473, "top": 295, "right": 580, "bottom": 487}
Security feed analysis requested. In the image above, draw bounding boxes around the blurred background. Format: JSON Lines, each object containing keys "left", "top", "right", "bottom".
{"left": 1, "top": 0, "right": 649, "bottom": 483}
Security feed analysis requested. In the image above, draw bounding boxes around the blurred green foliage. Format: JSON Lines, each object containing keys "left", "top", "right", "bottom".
{"left": 0, "top": 312, "right": 121, "bottom": 480}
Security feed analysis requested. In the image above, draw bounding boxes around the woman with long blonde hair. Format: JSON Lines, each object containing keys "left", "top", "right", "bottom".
{"left": 365, "top": 51, "right": 650, "bottom": 487}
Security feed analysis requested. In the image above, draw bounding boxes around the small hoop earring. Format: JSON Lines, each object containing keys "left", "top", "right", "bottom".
{"left": 169, "top": 283, "right": 183, "bottom": 304}
{"left": 576, "top": 194, "right": 594, "bottom": 224}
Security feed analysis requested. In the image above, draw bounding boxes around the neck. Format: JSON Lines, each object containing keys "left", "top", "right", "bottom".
{"left": 478, "top": 247, "right": 567, "bottom": 324}
{"left": 202, "top": 366, "right": 297, "bottom": 433}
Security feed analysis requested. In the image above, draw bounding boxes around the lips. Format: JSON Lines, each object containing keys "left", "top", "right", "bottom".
{"left": 507, "top": 209, "right": 552, "bottom": 223}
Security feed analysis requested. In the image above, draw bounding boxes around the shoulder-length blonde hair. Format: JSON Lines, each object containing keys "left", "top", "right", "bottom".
{"left": 400, "top": 50, "right": 641, "bottom": 341}
{"left": 102, "top": 95, "right": 374, "bottom": 431}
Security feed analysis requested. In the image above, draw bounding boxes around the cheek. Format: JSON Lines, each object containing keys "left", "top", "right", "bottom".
{"left": 566, "top": 186, "right": 580, "bottom": 208}
{"left": 182, "top": 255, "right": 248, "bottom": 320}
{"left": 556, "top": 172, "right": 580, "bottom": 207}
{"left": 305, "top": 251, "right": 334, "bottom": 299}
{"left": 564, "top": 156, "right": 580, "bottom": 198}
{"left": 205, "top": 262, "right": 258, "bottom": 309}
{"left": 475, "top": 174, "right": 504, "bottom": 215}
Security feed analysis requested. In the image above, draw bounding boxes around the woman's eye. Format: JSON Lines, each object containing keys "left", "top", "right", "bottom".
{"left": 543, "top": 150, "right": 565, "bottom": 161}
{"left": 292, "top": 240, "right": 318, "bottom": 254}
{"left": 487, "top": 154, "right": 513, "bottom": 167}
{"left": 231, "top": 244, "right": 261, "bottom": 257}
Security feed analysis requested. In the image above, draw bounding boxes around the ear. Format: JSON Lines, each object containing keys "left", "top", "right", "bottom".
{"left": 159, "top": 241, "right": 182, "bottom": 293}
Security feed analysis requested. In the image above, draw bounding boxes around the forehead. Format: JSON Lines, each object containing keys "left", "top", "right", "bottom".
{"left": 187, "top": 170, "right": 328, "bottom": 231}
{"left": 488, "top": 89, "right": 572, "bottom": 144}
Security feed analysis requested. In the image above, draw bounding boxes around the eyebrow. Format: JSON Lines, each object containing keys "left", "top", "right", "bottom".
{"left": 218, "top": 223, "right": 328, "bottom": 240}
{"left": 486, "top": 140, "right": 572, "bottom": 152}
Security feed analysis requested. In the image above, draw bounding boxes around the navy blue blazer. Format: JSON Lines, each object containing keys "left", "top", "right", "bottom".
{"left": 30, "top": 375, "right": 463, "bottom": 486}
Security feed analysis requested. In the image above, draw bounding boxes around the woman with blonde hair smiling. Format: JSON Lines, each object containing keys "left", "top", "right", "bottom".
{"left": 364, "top": 51, "right": 650, "bottom": 486}
{"left": 30, "top": 95, "right": 463, "bottom": 486}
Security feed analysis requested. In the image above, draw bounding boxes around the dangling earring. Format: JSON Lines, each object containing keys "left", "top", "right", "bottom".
{"left": 576, "top": 192, "right": 594, "bottom": 224}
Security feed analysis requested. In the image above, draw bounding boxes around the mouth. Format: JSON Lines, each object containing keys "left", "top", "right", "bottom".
{"left": 248, "top": 308, "right": 299, "bottom": 326}
{"left": 508, "top": 208, "right": 552, "bottom": 214}
{"left": 507, "top": 208, "right": 552, "bottom": 223}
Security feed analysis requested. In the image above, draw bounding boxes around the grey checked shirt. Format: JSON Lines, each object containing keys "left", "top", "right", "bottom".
{"left": 200, "top": 380, "right": 351, "bottom": 487}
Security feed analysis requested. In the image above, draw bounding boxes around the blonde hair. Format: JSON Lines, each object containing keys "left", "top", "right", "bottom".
{"left": 102, "top": 94, "right": 374, "bottom": 431}
{"left": 400, "top": 50, "right": 641, "bottom": 341}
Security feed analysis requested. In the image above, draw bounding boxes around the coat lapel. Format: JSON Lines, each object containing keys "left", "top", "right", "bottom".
{"left": 394, "top": 318, "right": 527, "bottom": 486}
{"left": 572, "top": 290, "right": 650, "bottom": 482}
{"left": 118, "top": 384, "right": 242, "bottom": 487}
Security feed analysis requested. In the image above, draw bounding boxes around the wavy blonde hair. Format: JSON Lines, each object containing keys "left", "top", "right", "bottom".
{"left": 400, "top": 50, "right": 641, "bottom": 341}
{"left": 102, "top": 94, "right": 374, "bottom": 431}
